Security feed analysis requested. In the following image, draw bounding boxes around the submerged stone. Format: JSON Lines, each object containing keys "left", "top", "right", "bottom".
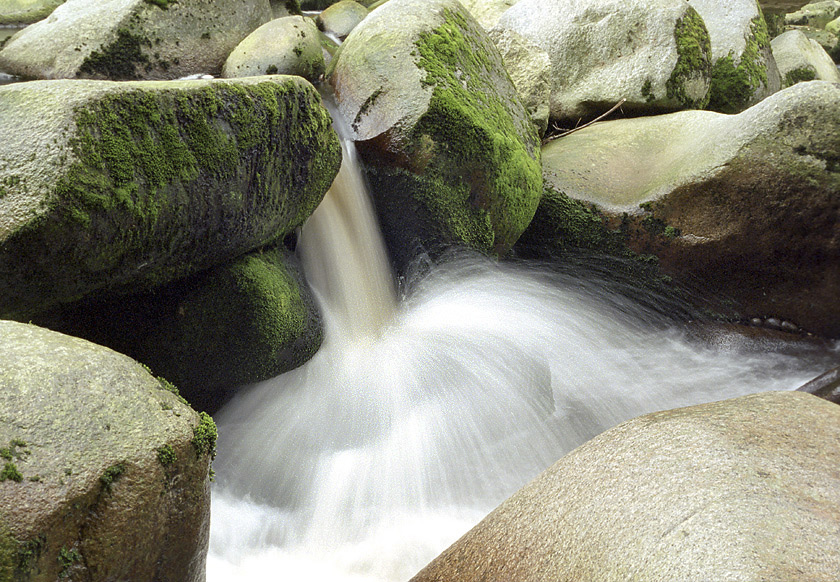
{"left": 327, "top": 0, "right": 542, "bottom": 270}
{"left": 0, "top": 77, "right": 341, "bottom": 320}
{"left": 0, "top": 320, "right": 211, "bottom": 581}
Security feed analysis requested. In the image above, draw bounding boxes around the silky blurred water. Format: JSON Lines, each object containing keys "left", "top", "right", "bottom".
{"left": 207, "top": 139, "right": 837, "bottom": 581}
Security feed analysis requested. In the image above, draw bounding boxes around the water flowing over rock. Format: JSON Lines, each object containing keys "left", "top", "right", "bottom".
{"left": 327, "top": 0, "right": 542, "bottom": 270}
{"left": 222, "top": 16, "right": 325, "bottom": 82}
{"left": 539, "top": 81, "right": 840, "bottom": 337}
{"left": 688, "top": 0, "right": 780, "bottom": 112}
{"left": 0, "top": 0, "right": 271, "bottom": 80}
{"left": 0, "top": 320, "right": 212, "bottom": 582}
{"left": 493, "top": 0, "right": 713, "bottom": 123}
{"left": 411, "top": 391, "right": 840, "bottom": 582}
{"left": 772, "top": 28, "right": 840, "bottom": 84}
{"left": 0, "top": 77, "right": 340, "bottom": 320}
{"left": 0, "top": 0, "right": 64, "bottom": 25}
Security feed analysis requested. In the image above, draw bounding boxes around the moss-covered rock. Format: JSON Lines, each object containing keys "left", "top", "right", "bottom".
{"left": 785, "top": 0, "right": 840, "bottom": 28}
{"left": 411, "top": 392, "right": 840, "bottom": 582}
{"left": 316, "top": 0, "right": 369, "bottom": 41}
{"left": 0, "top": 76, "right": 340, "bottom": 320}
{"left": 0, "top": 0, "right": 64, "bottom": 25}
{"left": 772, "top": 28, "right": 840, "bottom": 85}
{"left": 493, "top": 0, "right": 712, "bottom": 124}
{"left": 328, "top": 0, "right": 541, "bottom": 271}
{"left": 538, "top": 81, "right": 840, "bottom": 337}
{"left": 35, "top": 246, "right": 323, "bottom": 412}
{"left": 0, "top": 320, "right": 211, "bottom": 581}
{"left": 690, "top": 0, "right": 781, "bottom": 113}
{"left": 0, "top": 0, "right": 272, "bottom": 80}
{"left": 222, "top": 16, "right": 325, "bottom": 82}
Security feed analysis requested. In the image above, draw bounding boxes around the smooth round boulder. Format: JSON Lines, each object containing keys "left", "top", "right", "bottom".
{"left": 688, "top": 0, "right": 781, "bottom": 112}
{"left": 772, "top": 28, "right": 840, "bottom": 84}
{"left": 540, "top": 81, "right": 840, "bottom": 337}
{"left": 494, "top": 0, "right": 713, "bottom": 123}
{"left": 0, "top": 0, "right": 63, "bottom": 25}
{"left": 222, "top": 16, "right": 325, "bottom": 82}
{"left": 0, "top": 0, "right": 272, "bottom": 80}
{"left": 0, "top": 320, "right": 213, "bottom": 581}
{"left": 411, "top": 391, "right": 840, "bottom": 582}
{"left": 0, "top": 77, "right": 340, "bottom": 321}
{"left": 458, "top": 0, "right": 520, "bottom": 29}
{"left": 316, "top": 0, "right": 368, "bottom": 41}
{"left": 328, "top": 0, "right": 542, "bottom": 269}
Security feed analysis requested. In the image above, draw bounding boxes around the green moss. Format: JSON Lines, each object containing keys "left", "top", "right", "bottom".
{"left": 0, "top": 462, "right": 22, "bottom": 483}
{"left": 265, "top": 64, "right": 279, "bottom": 75}
{"left": 784, "top": 66, "right": 817, "bottom": 87}
{"left": 407, "top": 8, "right": 541, "bottom": 255}
{"left": 641, "top": 78, "right": 655, "bottom": 103}
{"left": 708, "top": 15, "right": 771, "bottom": 113}
{"left": 666, "top": 7, "right": 712, "bottom": 109}
{"left": 57, "top": 547, "right": 81, "bottom": 579}
{"left": 79, "top": 28, "right": 152, "bottom": 80}
{"left": 157, "top": 444, "right": 176, "bottom": 466}
{"left": 192, "top": 412, "right": 217, "bottom": 459}
{"left": 99, "top": 463, "right": 125, "bottom": 493}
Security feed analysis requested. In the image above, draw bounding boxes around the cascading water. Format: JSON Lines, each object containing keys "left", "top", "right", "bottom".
{"left": 207, "top": 125, "right": 838, "bottom": 580}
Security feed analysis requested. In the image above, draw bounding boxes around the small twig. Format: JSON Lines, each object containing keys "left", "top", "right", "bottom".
{"left": 542, "top": 98, "right": 627, "bottom": 144}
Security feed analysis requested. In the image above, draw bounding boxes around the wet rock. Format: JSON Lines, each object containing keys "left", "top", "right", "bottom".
{"left": 493, "top": 0, "right": 713, "bottom": 124}
{"left": 0, "top": 0, "right": 64, "bottom": 25}
{"left": 0, "top": 0, "right": 271, "bottom": 80}
{"left": 786, "top": 0, "right": 840, "bottom": 28}
{"left": 411, "top": 391, "right": 840, "bottom": 582}
{"left": 797, "top": 366, "right": 840, "bottom": 403}
{"left": 0, "top": 320, "right": 212, "bottom": 581}
{"left": 772, "top": 28, "right": 840, "bottom": 85}
{"left": 316, "top": 0, "right": 368, "bottom": 40}
{"left": 0, "top": 77, "right": 340, "bottom": 320}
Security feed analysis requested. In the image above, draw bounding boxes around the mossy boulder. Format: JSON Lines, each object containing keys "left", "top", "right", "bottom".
{"left": 786, "top": 0, "right": 840, "bottom": 28}
{"left": 0, "top": 0, "right": 63, "bottom": 25}
{"left": 539, "top": 81, "right": 840, "bottom": 337}
{"left": 772, "top": 28, "right": 840, "bottom": 85}
{"left": 0, "top": 0, "right": 272, "bottom": 80}
{"left": 411, "top": 391, "right": 840, "bottom": 582}
{"left": 0, "top": 320, "right": 212, "bottom": 582}
{"left": 327, "top": 0, "right": 542, "bottom": 270}
{"left": 0, "top": 76, "right": 340, "bottom": 320}
{"left": 222, "top": 16, "right": 325, "bottom": 82}
{"left": 34, "top": 246, "right": 323, "bottom": 413}
{"left": 493, "top": 0, "right": 713, "bottom": 124}
{"left": 689, "top": 0, "right": 780, "bottom": 113}
{"left": 316, "top": 0, "right": 369, "bottom": 41}
{"left": 758, "top": 0, "right": 810, "bottom": 13}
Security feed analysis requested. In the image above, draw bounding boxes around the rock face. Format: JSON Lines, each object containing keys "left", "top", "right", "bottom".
{"left": 35, "top": 247, "right": 323, "bottom": 412}
{"left": 0, "top": 0, "right": 64, "bottom": 25}
{"left": 494, "top": 0, "right": 713, "bottom": 123}
{"left": 411, "top": 391, "right": 840, "bottom": 582}
{"left": 0, "top": 0, "right": 271, "bottom": 80}
{"left": 0, "top": 320, "right": 213, "bottom": 582}
{"left": 222, "top": 16, "right": 325, "bottom": 82}
{"left": 328, "top": 0, "right": 542, "bottom": 269}
{"left": 540, "top": 81, "right": 840, "bottom": 336}
{"left": 688, "top": 0, "right": 781, "bottom": 112}
{"left": 0, "top": 77, "right": 340, "bottom": 321}
{"left": 772, "top": 27, "right": 840, "bottom": 84}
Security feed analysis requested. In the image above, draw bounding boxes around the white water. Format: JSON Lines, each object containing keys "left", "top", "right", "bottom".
{"left": 207, "top": 139, "right": 837, "bottom": 581}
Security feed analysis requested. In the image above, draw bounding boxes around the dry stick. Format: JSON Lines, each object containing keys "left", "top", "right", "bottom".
{"left": 541, "top": 98, "right": 627, "bottom": 144}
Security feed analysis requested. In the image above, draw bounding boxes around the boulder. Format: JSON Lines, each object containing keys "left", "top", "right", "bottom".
{"left": 688, "top": 0, "right": 781, "bottom": 112}
{"left": 493, "top": 0, "right": 713, "bottom": 124}
{"left": 786, "top": 0, "right": 840, "bottom": 28}
{"left": 772, "top": 28, "right": 840, "bottom": 84}
{"left": 0, "top": 320, "right": 213, "bottom": 582}
{"left": 222, "top": 16, "right": 325, "bottom": 82}
{"left": 0, "top": 77, "right": 340, "bottom": 320}
{"left": 487, "top": 27, "right": 551, "bottom": 136}
{"left": 0, "top": 0, "right": 63, "bottom": 25}
{"left": 798, "top": 24, "right": 840, "bottom": 60}
{"left": 316, "top": 0, "right": 369, "bottom": 41}
{"left": 34, "top": 246, "right": 323, "bottom": 413}
{"left": 0, "top": 0, "right": 272, "bottom": 80}
{"left": 270, "top": 0, "right": 301, "bottom": 18}
{"left": 411, "top": 391, "right": 840, "bottom": 582}
{"left": 797, "top": 366, "right": 840, "bottom": 403}
{"left": 540, "top": 81, "right": 840, "bottom": 336}
{"left": 759, "top": 0, "right": 810, "bottom": 13}
{"left": 327, "top": 0, "right": 542, "bottom": 269}
{"left": 458, "top": 0, "right": 520, "bottom": 30}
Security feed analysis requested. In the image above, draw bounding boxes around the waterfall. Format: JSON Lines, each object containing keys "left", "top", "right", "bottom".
{"left": 206, "top": 134, "right": 838, "bottom": 581}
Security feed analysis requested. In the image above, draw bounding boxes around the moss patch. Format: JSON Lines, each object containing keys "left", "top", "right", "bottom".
{"left": 191, "top": 412, "right": 217, "bottom": 459}
{"left": 784, "top": 65, "right": 817, "bottom": 87}
{"left": 666, "top": 7, "right": 712, "bottom": 109}
{"left": 156, "top": 444, "right": 176, "bottom": 466}
{"left": 79, "top": 28, "right": 153, "bottom": 80}
{"left": 708, "top": 15, "right": 771, "bottom": 113}
{"left": 399, "top": 8, "right": 541, "bottom": 256}
{"left": 99, "top": 463, "right": 126, "bottom": 493}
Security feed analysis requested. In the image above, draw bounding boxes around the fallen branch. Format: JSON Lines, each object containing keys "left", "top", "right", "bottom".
{"left": 541, "top": 98, "right": 627, "bottom": 144}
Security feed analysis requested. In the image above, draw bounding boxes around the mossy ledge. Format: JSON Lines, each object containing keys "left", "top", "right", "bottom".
{"left": 0, "top": 78, "right": 340, "bottom": 320}
{"left": 708, "top": 15, "right": 771, "bottom": 113}
{"left": 666, "top": 7, "right": 712, "bottom": 109}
